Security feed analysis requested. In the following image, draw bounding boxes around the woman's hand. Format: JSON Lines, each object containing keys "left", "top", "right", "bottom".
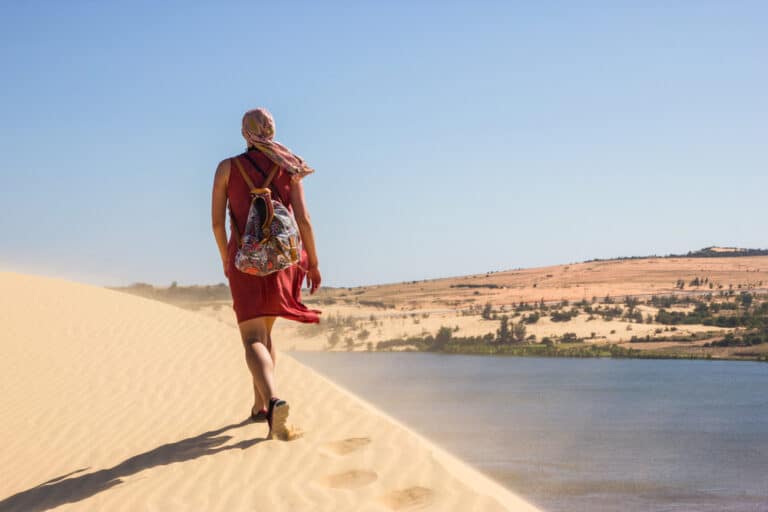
{"left": 290, "top": 181, "right": 322, "bottom": 295}
{"left": 222, "top": 258, "right": 229, "bottom": 279}
{"left": 212, "top": 160, "right": 232, "bottom": 278}
{"left": 306, "top": 266, "right": 321, "bottom": 294}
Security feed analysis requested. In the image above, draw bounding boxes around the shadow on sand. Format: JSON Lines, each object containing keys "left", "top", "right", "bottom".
{"left": 0, "top": 418, "right": 262, "bottom": 512}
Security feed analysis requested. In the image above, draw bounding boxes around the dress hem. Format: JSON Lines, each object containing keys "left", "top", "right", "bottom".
{"left": 233, "top": 309, "right": 321, "bottom": 325}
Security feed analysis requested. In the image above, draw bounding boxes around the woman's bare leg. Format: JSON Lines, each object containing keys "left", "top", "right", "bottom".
{"left": 244, "top": 348, "right": 267, "bottom": 413}
{"left": 267, "top": 317, "right": 277, "bottom": 367}
{"left": 239, "top": 317, "right": 278, "bottom": 413}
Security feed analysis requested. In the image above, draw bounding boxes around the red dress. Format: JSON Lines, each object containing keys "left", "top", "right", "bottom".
{"left": 226, "top": 148, "right": 321, "bottom": 324}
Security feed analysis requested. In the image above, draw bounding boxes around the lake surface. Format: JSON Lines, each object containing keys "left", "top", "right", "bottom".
{"left": 291, "top": 353, "right": 768, "bottom": 512}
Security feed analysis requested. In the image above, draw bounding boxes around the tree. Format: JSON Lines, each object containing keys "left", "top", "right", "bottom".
{"left": 496, "top": 315, "right": 511, "bottom": 343}
{"left": 431, "top": 326, "right": 453, "bottom": 351}
{"left": 551, "top": 309, "right": 577, "bottom": 322}
{"left": 523, "top": 312, "right": 541, "bottom": 324}
{"left": 481, "top": 303, "right": 493, "bottom": 320}
{"left": 513, "top": 322, "right": 527, "bottom": 343}
{"left": 327, "top": 330, "right": 341, "bottom": 349}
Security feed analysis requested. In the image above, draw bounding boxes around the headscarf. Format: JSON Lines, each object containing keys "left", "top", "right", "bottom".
{"left": 241, "top": 108, "right": 315, "bottom": 181}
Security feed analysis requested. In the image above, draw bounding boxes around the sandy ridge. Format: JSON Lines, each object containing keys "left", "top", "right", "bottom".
{"left": 0, "top": 272, "right": 541, "bottom": 512}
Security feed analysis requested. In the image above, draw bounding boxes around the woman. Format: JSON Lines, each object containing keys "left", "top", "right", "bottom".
{"left": 211, "top": 108, "right": 321, "bottom": 439}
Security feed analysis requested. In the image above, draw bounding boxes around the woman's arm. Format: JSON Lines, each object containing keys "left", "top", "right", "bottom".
{"left": 211, "top": 159, "right": 231, "bottom": 278}
{"left": 289, "top": 179, "right": 322, "bottom": 293}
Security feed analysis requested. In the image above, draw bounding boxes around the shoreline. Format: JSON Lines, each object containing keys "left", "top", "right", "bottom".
{"left": 304, "top": 347, "right": 768, "bottom": 363}
{"left": 425, "top": 345, "right": 768, "bottom": 362}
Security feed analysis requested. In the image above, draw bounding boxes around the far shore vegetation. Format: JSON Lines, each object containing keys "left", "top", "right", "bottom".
{"left": 370, "top": 292, "right": 768, "bottom": 362}
{"left": 584, "top": 246, "right": 768, "bottom": 262}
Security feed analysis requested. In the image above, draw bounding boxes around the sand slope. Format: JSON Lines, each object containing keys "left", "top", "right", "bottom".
{"left": 0, "top": 272, "right": 541, "bottom": 512}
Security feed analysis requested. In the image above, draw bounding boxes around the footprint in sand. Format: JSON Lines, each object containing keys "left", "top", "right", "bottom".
{"left": 320, "top": 437, "right": 372, "bottom": 456}
{"left": 378, "top": 486, "right": 435, "bottom": 510}
{"left": 320, "top": 469, "right": 378, "bottom": 489}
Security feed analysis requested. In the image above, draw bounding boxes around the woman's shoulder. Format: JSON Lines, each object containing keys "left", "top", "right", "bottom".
{"left": 215, "top": 157, "right": 233, "bottom": 176}
{"left": 215, "top": 154, "right": 247, "bottom": 185}
{"left": 224, "top": 151, "right": 250, "bottom": 165}
{"left": 216, "top": 151, "right": 251, "bottom": 173}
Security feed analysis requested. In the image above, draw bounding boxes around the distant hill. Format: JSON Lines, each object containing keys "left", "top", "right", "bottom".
{"left": 685, "top": 247, "right": 768, "bottom": 258}
{"left": 587, "top": 247, "right": 768, "bottom": 263}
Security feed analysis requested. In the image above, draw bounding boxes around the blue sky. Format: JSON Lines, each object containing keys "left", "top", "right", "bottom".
{"left": 1, "top": 1, "right": 766, "bottom": 288}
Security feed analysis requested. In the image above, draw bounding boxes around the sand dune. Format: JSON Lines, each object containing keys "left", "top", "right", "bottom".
{"left": 0, "top": 272, "right": 541, "bottom": 512}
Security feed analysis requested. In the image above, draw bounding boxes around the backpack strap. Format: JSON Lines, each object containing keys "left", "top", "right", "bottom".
{"left": 262, "top": 164, "right": 280, "bottom": 190}
{"left": 233, "top": 157, "right": 255, "bottom": 190}
{"left": 233, "top": 156, "right": 279, "bottom": 195}
{"left": 243, "top": 152, "right": 280, "bottom": 198}
{"left": 229, "top": 156, "right": 279, "bottom": 247}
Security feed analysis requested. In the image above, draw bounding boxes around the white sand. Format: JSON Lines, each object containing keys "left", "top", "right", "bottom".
{"left": 0, "top": 272, "right": 542, "bottom": 511}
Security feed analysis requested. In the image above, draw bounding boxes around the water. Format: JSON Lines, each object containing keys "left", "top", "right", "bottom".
{"left": 291, "top": 353, "right": 768, "bottom": 512}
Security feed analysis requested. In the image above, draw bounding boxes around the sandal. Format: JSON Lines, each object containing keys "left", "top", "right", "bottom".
{"left": 251, "top": 406, "right": 268, "bottom": 423}
{"left": 266, "top": 397, "right": 290, "bottom": 439}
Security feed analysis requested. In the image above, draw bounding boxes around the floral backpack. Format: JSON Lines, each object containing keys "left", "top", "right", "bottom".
{"left": 230, "top": 156, "right": 302, "bottom": 276}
